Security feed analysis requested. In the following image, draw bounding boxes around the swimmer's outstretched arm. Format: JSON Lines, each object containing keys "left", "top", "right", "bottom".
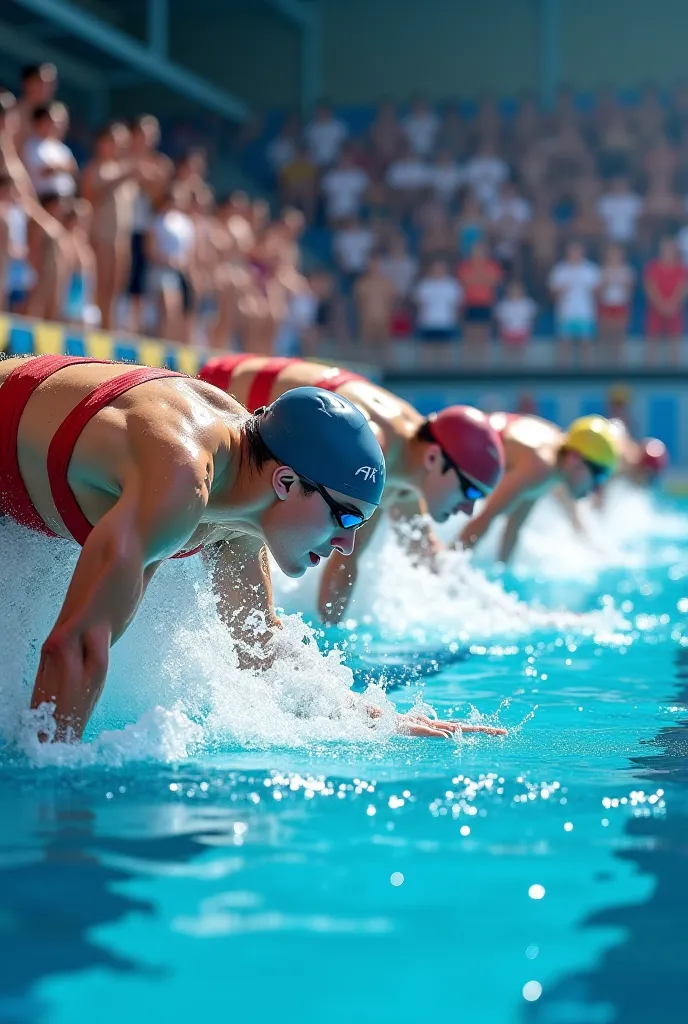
{"left": 497, "top": 498, "right": 536, "bottom": 563}
{"left": 208, "top": 535, "right": 282, "bottom": 669}
{"left": 457, "top": 470, "right": 527, "bottom": 552}
{"left": 31, "top": 451, "right": 210, "bottom": 742}
{"left": 318, "top": 513, "right": 381, "bottom": 624}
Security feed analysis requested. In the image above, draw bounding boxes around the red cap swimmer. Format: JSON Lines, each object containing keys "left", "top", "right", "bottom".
{"left": 427, "top": 405, "right": 505, "bottom": 495}
{"left": 639, "top": 438, "right": 669, "bottom": 477}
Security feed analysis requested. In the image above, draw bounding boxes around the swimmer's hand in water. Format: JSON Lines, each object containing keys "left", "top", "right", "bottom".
{"left": 397, "top": 713, "right": 507, "bottom": 738}
{"left": 366, "top": 706, "right": 507, "bottom": 739}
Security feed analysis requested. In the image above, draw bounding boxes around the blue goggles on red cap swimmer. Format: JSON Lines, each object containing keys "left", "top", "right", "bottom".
{"left": 298, "top": 476, "right": 370, "bottom": 530}
{"left": 438, "top": 447, "right": 487, "bottom": 502}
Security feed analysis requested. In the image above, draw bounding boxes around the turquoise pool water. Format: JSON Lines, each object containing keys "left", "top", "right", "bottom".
{"left": 0, "top": 492, "right": 687, "bottom": 1023}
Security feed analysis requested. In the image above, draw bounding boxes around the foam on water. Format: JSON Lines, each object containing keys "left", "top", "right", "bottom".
{"left": 0, "top": 520, "right": 398, "bottom": 766}
{"left": 470, "top": 481, "right": 688, "bottom": 582}
{"left": 273, "top": 516, "right": 627, "bottom": 646}
{"left": 0, "top": 507, "right": 632, "bottom": 768}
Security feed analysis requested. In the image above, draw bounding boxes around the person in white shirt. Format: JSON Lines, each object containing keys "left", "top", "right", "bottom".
{"left": 495, "top": 281, "right": 537, "bottom": 362}
{"left": 414, "top": 258, "right": 463, "bottom": 342}
{"left": 464, "top": 143, "right": 509, "bottom": 208}
{"left": 386, "top": 144, "right": 430, "bottom": 218}
{"left": 320, "top": 149, "right": 370, "bottom": 224}
{"left": 0, "top": 174, "right": 36, "bottom": 311}
{"left": 402, "top": 97, "right": 440, "bottom": 157}
{"left": 549, "top": 241, "right": 601, "bottom": 363}
{"left": 428, "top": 150, "right": 464, "bottom": 205}
{"left": 303, "top": 102, "right": 348, "bottom": 167}
{"left": 146, "top": 184, "right": 196, "bottom": 342}
{"left": 380, "top": 233, "right": 418, "bottom": 300}
{"left": 332, "top": 217, "right": 375, "bottom": 279}
{"left": 598, "top": 243, "right": 635, "bottom": 355}
{"left": 488, "top": 180, "right": 532, "bottom": 270}
{"left": 597, "top": 176, "right": 642, "bottom": 245}
{"left": 22, "top": 102, "right": 77, "bottom": 198}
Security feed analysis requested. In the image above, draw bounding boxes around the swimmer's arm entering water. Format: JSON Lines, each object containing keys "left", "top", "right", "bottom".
{"left": 208, "top": 535, "right": 282, "bottom": 669}
{"left": 318, "top": 513, "right": 381, "bottom": 624}
{"left": 458, "top": 470, "right": 533, "bottom": 555}
{"left": 31, "top": 452, "right": 210, "bottom": 742}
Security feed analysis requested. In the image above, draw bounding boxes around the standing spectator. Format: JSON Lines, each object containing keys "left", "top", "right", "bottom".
{"left": 385, "top": 143, "right": 430, "bottom": 220}
{"left": 597, "top": 176, "right": 642, "bottom": 247}
{"left": 304, "top": 101, "right": 348, "bottom": 167}
{"left": 368, "top": 98, "right": 403, "bottom": 172}
{"left": 320, "top": 148, "right": 370, "bottom": 224}
{"left": 414, "top": 258, "right": 463, "bottom": 362}
{"left": 379, "top": 233, "right": 418, "bottom": 302}
{"left": 428, "top": 149, "right": 464, "bottom": 206}
{"left": 640, "top": 177, "right": 683, "bottom": 251}
{"left": 23, "top": 103, "right": 77, "bottom": 199}
{"left": 15, "top": 63, "right": 57, "bottom": 149}
{"left": 457, "top": 240, "right": 502, "bottom": 360}
{"left": 146, "top": 184, "right": 196, "bottom": 343}
{"left": 464, "top": 142, "right": 509, "bottom": 208}
{"left": 495, "top": 281, "right": 537, "bottom": 363}
{"left": 354, "top": 254, "right": 397, "bottom": 352}
{"left": 0, "top": 174, "right": 34, "bottom": 312}
{"left": 488, "top": 180, "right": 531, "bottom": 274}
{"left": 643, "top": 133, "right": 678, "bottom": 186}
{"left": 402, "top": 96, "right": 440, "bottom": 158}
{"left": 332, "top": 216, "right": 376, "bottom": 284}
{"left": 62, "top": 198, "right": 98, "bottom": 326}
{"left": 644, "top": 236, "right": 688, "bottom": 365}
{"left": 416, "top": 197, "right": 455, "bottom": 258}
{"left": 598, "top": 243, "right": 635, "bottom": 358}
{"left": 549, "top": 241, "right": 601, "bottom": 364}
{"left": 278, "top": 143, "right": 318, "bottom": 223}
{"left": 456, "top": 192, "right": 487, "bottom": 259}
{"left": 267, "top": 113, "right": 301, "bottom": 177}
{"left": 526, "top": 197, "right": 559, "bottom": 298}
{"left": 127, "top": 114, "right": 173, "bottom": 332}
{"left": 82, "top": 121, "right": 139, "bottom": 329}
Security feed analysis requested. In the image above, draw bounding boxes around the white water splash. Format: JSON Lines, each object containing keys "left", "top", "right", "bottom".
{"left": 470, "top": 481, "right": 688, "bottom": 582}
{"left": 0, "top": 520, "right": 397, "bottom": 766}
{"left": 273, "top": 516, "right": 628, "bottom": 646}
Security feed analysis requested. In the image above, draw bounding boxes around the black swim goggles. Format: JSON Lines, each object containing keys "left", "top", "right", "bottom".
{"left": 438, "top": 448, "right": 487, "bottom": 502}
{"left": 582, "top": 459, "right": 612, "bottom": 488}
{"left": 299, "top": 476, "right": 369, "bottom": 530}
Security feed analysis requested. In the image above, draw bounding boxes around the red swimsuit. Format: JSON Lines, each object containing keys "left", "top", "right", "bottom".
{"left": 198, "top": 354, "right": 365, "bottom": 412}
{"left": 0, "top": 354, "right": 202, "bottom": 557}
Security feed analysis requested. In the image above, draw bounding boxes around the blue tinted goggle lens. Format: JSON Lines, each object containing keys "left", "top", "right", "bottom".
{"left": 456, "top": 465, "right": 486, "bottom": 502}
{"left": 339, "top": 512, "right": 365, "bottom": 530}
{"left": 584, "top": 460, "right": 611, "bottom": 486}
{"left": 301, "top": 477, "right": 367, "bottom": 530}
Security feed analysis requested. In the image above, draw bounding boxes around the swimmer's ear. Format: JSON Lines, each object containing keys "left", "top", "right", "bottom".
{"left": 423, "top": 442, "right": 443, "bottom": 472}
{"left": 272, "top": 465, "right": 297, "bottom": 500}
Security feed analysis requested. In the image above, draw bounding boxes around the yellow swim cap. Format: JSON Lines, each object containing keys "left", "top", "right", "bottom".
{"left": 563, "top": 415, "right": 620, "bottom": 471}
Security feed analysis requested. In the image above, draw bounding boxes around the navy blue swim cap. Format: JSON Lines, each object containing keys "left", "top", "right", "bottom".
{"left": 256, "top": 387, "right": 386, "bottom": 505}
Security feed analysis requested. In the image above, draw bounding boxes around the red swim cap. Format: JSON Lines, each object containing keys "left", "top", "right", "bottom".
{"left": 427, "top": 406, "right": 505, "bottom": 492}
{"left": 639, "top": 438, "right": 668, "bottom": 475}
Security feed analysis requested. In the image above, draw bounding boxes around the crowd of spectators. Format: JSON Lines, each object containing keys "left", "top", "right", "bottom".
{"left": 5, "top": 65, "right": 688, "bottom": 367}
{"left": 252, "top": 85, "right": 688, "bottom": 364}
{"left": 0, "top": 62, "right": 323, "bottom": 355}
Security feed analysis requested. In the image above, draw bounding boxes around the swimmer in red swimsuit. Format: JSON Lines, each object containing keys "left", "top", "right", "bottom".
{"left": 0, "top": 355, "right": 384, "bottom": 741}
{"left": 199, "top": 354, "right": 505, "bottom": 624}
